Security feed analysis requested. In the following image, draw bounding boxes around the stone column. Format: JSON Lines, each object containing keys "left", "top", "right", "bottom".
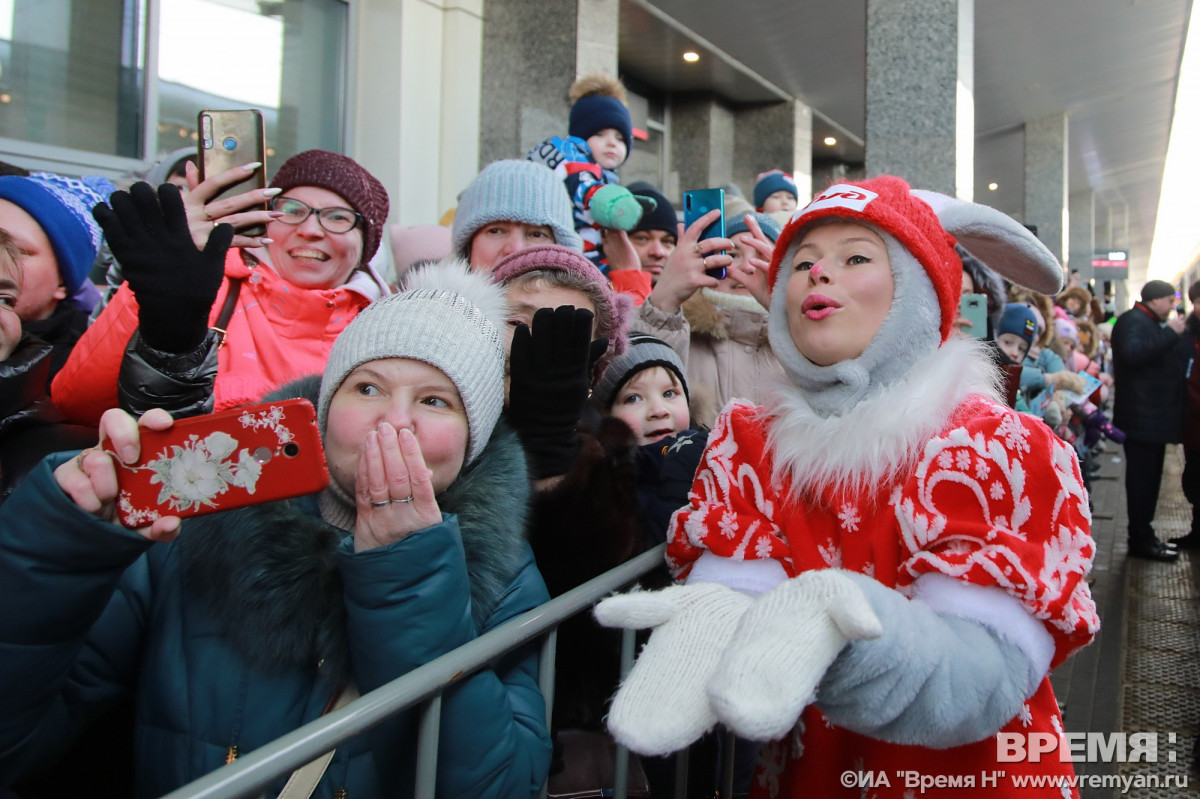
{"left": 1024, "top": 113, "right": 1069, "bottom": 266}
{"left": 479, "top": 0, "right": 619, "bottom": 168}
{"left": 669, "top": 95, "right": 735, "bottom": 197}
{"left": 1068, "top": 189, "right": 1095, "bottom": 284}
{"left": 733, "top": 99, "right": 813, "bottom": 204}
{"left": 865, "top": 0, "right": 974, "bottom": 198}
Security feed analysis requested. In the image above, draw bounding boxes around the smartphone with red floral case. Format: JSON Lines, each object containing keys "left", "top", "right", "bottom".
{"left": 106, "top": 399, "right": 329, "bottom": 528}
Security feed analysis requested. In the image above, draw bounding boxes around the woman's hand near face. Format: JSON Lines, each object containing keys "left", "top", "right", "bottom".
{"left": 183, "top": 160, "right": 282, "bottom": 250}
{"left": 354, "top": 422, "right": 442, "bottom": 552}
{"left": 730, "top": 216, "right": 775, "bottom": 310}
{"left": 54, "top": 408, "right": 182, "bottom": 542}
{"left": 647, "top": 210, "right": 730, "bottom": 314}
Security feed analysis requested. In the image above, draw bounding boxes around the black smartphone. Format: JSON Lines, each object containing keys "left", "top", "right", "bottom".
{"left": 198, "top": 109, "right": 268, "bottom": 237}
{"left": 683, "top": 188, "right": 726, "bottom": 279}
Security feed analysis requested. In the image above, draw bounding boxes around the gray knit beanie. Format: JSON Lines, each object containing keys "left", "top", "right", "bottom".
{"left": 592, "top": 333, "right": 688, "bottom": 410}
{"left": 451, "top": 160, "right": 582, "bottom": 259}
{"left": 317, "top": 260, "right": 507, "bottom": 465}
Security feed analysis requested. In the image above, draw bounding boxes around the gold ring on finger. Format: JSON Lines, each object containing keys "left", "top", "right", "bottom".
{"left": 203, "top": 206, "right": 214, "bottom": 222}
{"left": 693, "top": 243, "right": 702, "bottom": 254}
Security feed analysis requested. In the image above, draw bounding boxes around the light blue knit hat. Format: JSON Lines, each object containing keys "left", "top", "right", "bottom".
{"left": 451, "top": 160, "right": 582, "bottom": 259}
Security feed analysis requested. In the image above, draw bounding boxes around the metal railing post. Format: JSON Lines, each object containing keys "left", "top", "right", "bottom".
{"left": 414, "top": 696, "right": 442, "bottom": 799}
{"left": 159, "top": 546, "right": 667, "bottom": 799}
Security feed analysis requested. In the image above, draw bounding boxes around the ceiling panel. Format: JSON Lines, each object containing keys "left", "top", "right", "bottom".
{"left": 621, "top": 0, "right": 1192, "bottom": 275}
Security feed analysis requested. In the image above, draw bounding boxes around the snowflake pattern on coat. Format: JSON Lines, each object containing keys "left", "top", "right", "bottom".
{"left": 666, "top": 396, "right": 1097, "bottom": 797}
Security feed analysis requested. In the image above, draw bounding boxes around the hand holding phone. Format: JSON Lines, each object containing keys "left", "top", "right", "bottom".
{"left": 194, "top": 109, "right": 271, "bottom": 242}
{"left": 102, "top": 399, "right": 329, "bottom": 528}
{"left": 957, "top": 294, "right": 989, "bottom": 339}
{"left": 683, "top": 188, "right": 728, "bottom": 279}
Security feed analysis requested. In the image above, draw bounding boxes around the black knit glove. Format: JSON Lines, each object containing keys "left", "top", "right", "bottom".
{"left": 507, "top": 306, "right": 606, "bottom": 479}
{"left": 92, "top": 182, "right": 232, "bottom": 354}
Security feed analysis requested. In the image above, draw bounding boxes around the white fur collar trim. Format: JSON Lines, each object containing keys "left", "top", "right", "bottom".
{"left": 764, "top": 336, "right": 1001, "bottom": 499}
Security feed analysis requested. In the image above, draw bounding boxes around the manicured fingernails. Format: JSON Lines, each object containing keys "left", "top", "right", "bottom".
{"left": 262, "top": 187, "right": 282, "bottom": 197}
{"left": 258, "top": 238, "right": 274, "bottom": 244}
{"left": 242, "top": 161, "right": 263, "bottom": 171}
{"left": 268, "top": 211, "right": 286, "bottom": 218}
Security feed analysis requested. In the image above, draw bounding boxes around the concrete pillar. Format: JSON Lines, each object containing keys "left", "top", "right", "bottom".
{"left": 1023, "top": 113, "right": 1069, "bottom": 266}
{"left": 733, "top": 99, "right": 813, "bottom": 205}
{"left": 1068, "top": 189, "right": 1095, "bottom": 283}
{"left": 865, "top": 0, "right": 974, "bottom": 198}
{"left": 479, "top": 0, "right": 619, "bottom": 169}
{"left": 669, "top": 95, "right": 735, "bottom": 197}
{"left": 353, "top": 0, "right": 484, "bottom": 226}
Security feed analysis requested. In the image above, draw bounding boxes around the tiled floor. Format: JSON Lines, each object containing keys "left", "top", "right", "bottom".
{"left": 1051, "top": 444, "right": 1200, "bottom": 798}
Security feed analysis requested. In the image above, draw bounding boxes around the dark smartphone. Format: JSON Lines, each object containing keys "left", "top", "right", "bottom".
{"left": 683, "top": 188, "right": 727, "bottom": 279}
{"left": 959, "top": 294, "right": 988, "bottom": 339}
{"left": 198, "top": 109, "right": 268, "bottom": 237}
{"left": 106, "top": 398, "right": 329, "bottom": 527}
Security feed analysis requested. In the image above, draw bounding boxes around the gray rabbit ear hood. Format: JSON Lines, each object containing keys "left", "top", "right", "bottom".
{"left": 765, "top": 177, "right": 1064, "bottom": 418}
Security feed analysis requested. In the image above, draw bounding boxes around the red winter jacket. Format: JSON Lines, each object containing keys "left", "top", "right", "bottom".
{"left": 51, "top": 250, "right": 381, "bottom": 425}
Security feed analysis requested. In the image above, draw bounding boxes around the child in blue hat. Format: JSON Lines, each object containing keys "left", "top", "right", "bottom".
{"left": 527, "top": 74, "right": 655, "bottom": 272}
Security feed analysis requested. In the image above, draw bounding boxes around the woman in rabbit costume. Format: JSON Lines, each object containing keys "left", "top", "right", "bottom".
{"left": 596, "top": 177, "right": 1098, "bottom": 798}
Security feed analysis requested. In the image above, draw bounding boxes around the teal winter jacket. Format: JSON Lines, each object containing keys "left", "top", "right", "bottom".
{"left": 0, "top": 415, "right": 551, "bottom": 799}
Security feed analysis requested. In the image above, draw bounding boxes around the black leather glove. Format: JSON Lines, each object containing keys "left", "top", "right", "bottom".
{"left": 92, "top": 182, "right": 232, "bottom": 354}
{"left": 507, "top": 306, "right": 606, "bottom": 479}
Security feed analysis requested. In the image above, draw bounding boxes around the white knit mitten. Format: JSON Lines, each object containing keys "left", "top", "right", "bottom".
{"left": 707, "top": 569, "right": 883, "bottom": 741}
{"left": 593, "top": 582, "right": 753, "bottom": 755}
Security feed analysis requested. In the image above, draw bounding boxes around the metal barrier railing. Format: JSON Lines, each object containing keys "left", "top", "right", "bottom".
{"left": 160, "top": 545, "right": 669, "bottom": 799}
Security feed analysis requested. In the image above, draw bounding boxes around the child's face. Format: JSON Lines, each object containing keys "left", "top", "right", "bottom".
{"left": 996, "top": 333, "right": 1029, "bottom": 365}
{"left": 785, "top": 222, "right": 894, "bottom": 366}
{"left": 610, "top": 366, "right": 690, "bottom": 446}
{"left": 587, "top": 128, "right": 627, "bottom": 171}
{"left": 324, "top": 358, "right": 469, "bottom": 498}
{"left": 761, "top": 191, "right": 797, "bottom": 214}
{"left": 0, "top": 254, "right": 21, "bottom": 362}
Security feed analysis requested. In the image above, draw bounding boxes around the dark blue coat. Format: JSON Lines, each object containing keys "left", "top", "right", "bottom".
{"left": 1112, "top": 302, "right": 1185, "bottom": 443}
{"left": 0, "top": 420, "right": 551, "bottom": 798}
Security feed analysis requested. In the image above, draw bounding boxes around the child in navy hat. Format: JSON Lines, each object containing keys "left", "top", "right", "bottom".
{"left": 752, "top": 169, "right": 799, "bottom": 214}
{"left": 996, "top": 302, "right": 1038, "bottom": 365}
{"left": 527, "top": 73, "right": 656, "bottom": 273}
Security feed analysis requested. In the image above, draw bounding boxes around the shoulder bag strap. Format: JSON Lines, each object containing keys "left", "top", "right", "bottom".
{"left": 275, "top": 681, "right": 360, "bottom": 799}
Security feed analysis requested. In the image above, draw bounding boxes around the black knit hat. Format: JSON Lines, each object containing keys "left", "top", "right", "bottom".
{"left": 270, "top": 150, "right": 390, "bottom": 266}
{"left": 1141, "top": 279, "right": 1176, "bottom": 303}
{"left": 629, "top": 187, "right": 678, "bottom": 236}
{"left": 592, "top": 333, "right": 688, "bottom": 410}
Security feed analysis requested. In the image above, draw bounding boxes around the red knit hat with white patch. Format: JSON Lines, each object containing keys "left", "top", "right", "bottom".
{"left": 769, "top": 176, "right": 961, "bottom": 342}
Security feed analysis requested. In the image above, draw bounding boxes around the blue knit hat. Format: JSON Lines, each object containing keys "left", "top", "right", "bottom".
{"left": 569, "top": 94, "right": 633, "bottom": 160}
{"left": 998, "top": 302, "right": 1038, "bottom": 349}
{"left": 725, "top": 210, "right": 782, "bottom": 242}
{"left": 451, "top": 160, "right": 582, "bottom": 259}
{"left": 752, "top": 170, "right": 798, "bottom": 210}
{"left": 0, "top": 173, "right": 114, "bottom": 295}
{"left": 630, "top": 187, "right": 678, "bottom": 236}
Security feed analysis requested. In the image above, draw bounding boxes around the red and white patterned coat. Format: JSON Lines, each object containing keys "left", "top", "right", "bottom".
{"left": 666, "top": 339, "right": 1098, "bottom": 798}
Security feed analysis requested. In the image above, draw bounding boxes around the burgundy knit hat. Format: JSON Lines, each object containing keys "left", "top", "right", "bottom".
{"left": 491, "top": 244, "right": 632, "bottom": 382}
{"left": 769, "top": 176, "right": 961, "bottom": 342}
{"left": 270, "top": 150, "right": 390, "bottom": 266}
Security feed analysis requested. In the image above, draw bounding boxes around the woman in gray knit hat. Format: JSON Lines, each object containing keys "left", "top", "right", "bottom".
{"left": 0, "top": 261, "right": 551, "bottom": 799}
{"left": 451, "top": 159, "right": 582, "bottom": 271}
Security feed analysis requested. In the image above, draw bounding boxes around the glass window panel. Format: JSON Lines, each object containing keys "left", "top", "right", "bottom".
{"left": 0, "top": 0, "right": 146, "bottom": 158}
{"left": 155, "top": 0, "right": 347, "bottom": 174}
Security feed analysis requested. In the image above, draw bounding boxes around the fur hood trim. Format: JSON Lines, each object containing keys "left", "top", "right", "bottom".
{"left": 764, "top": 336, "right": 1001, "bottom": 502}
{"left": 177, "top": 375, "right": 531, "bottom": 687}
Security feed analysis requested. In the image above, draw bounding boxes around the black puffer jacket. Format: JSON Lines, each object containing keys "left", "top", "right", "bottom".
{"left": 1112, "top": 302, "right": 1185, "bottom": 443}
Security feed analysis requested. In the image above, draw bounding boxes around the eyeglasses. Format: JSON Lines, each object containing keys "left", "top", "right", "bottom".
{"left": 269, "top": 197, "right": 363, "bottom": 234}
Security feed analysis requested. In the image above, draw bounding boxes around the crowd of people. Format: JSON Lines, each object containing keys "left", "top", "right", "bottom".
{"left": 0, "top": 71, "right": 1186, "bottom": 799}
